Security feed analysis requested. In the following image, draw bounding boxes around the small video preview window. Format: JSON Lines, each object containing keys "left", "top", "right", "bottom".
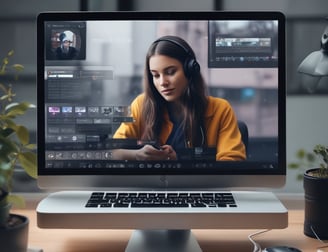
{"left": 45, "top": 21, "right": 86, "bottom": 60}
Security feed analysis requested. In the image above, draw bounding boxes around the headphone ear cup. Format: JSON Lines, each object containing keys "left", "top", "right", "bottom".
{"left": 184, "top": 57, "right": 200, "bottom": 79}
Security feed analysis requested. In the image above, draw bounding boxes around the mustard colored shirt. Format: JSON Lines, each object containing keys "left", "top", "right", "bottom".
{"left": 113, "top": 94, "right": 246, "bottom": 161}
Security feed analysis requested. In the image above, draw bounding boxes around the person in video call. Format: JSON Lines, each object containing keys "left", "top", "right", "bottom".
{"left": 112, "top": 35, "right": 246, "bottom": 161}
{"left": 55, "top": 30, "right": 79, "bottom": 60}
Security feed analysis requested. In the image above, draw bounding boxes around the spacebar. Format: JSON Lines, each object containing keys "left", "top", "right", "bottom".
{"left": 131, "top": 203, "right": 189, "bottom": 208}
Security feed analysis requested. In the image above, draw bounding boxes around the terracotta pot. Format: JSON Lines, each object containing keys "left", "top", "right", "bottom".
{"left": 303, "top": 168, "right": 328, "bottom": 239}
{"left": 0, "top": 214, "right": 29, "bottom": 252}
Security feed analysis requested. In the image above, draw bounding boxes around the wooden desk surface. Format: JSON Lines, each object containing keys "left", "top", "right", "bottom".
{"left": 12, "top": 200, "right": 324, "bottom": 252}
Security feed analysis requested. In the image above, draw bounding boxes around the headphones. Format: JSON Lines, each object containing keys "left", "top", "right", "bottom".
{"left": 153, "top": 36, "right": 200, "bottom": 79}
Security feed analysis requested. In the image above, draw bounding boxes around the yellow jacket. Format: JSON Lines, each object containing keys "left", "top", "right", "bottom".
{"left": 113, "top": 94, "right": 246, "bottom": 161}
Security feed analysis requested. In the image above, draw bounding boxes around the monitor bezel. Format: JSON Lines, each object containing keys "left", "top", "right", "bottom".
{"left": 37, "top": 11, "right": 286, "bottom": 189}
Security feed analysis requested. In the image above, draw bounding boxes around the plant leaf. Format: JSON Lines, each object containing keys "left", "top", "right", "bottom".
{"left": 24, "top": 144, "right": 37, "bottom": 150}
{"left": 15, "top": 125, "right": 30, "bottom": 146}
{"left": 17, "top": 152, "right": 37, "bottom": 179}
{"left": 12, "top": 64, "right": 24, "bottom": 72}
{"left": 7, "top": 194, "right": 25, "bottom": 208}
{"left": 296, "top": 149, "right": 305, "bottom": 159}
{"left": 0, "top": 161, "right": 13, "bottom": 171}
{"left": 7, "top": 50, "right": 14, "bottom": 57}
{"left": 306, "top": 153, "right": 316, "bottom": 163}
{"left": 288, "top": 163, "right": 300, "bottom": 169}
{"left": 0, "top": 136, "right": 18, "bottom": 159}
{"left": 0, "top": 175, "right": 6, "bottom": 188}
{"left": 5, "top": 102, "right": 32, "bottom": 117}
{"left": 296, "top": 174, "right": 304, "bottom": 181}
{"left": 0, "top": 127, "right": 15, "bottom": 138}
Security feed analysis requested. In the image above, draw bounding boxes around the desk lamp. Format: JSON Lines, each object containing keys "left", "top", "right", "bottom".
{"left": 298, "top": 19, "right": 328, "bottom": 92}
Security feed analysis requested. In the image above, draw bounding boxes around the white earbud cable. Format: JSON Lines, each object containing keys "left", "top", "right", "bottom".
{"left": 248, "top": 229, "right": 271, "bottom": 252}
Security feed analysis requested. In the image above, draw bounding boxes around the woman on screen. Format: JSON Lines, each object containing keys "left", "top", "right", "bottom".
{"left": 112, "top": 35, "right": 246, "bottom": 161}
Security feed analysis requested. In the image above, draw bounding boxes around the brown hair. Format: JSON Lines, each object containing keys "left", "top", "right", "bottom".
{"left": 140, "top": 36, "right": 208, "bottom": 147}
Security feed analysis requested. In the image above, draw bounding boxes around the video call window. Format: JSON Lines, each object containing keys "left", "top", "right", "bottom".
{"left": 40, "top": 18, "right": 281, "bottom": 166}
{"left": 45, "top": 21, "right": 86, "bottom": 60}
{"left": 208, "top": 20, "right": 278, "bottom": 68}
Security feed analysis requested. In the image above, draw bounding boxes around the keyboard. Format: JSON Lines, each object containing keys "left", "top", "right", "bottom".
{"left": 37, "top": 191, "right": 288, "bottom": 229}
{"left": 85, "top": 192, "right": 237, "bottom": 208}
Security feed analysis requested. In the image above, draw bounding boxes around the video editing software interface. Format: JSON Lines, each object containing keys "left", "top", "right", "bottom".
{"left": 41, "top": 15, "right": 283, "bottom": 171}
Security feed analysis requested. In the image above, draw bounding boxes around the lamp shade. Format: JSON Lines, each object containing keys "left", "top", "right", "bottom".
{"left": 298, "top": 50, "right": 328, "bottom": 76}
{"left": 298, "top": 23, "right": 328, "bottom": 76}
{"left": 297, "top": 22, "right": 328, "bottom": 92}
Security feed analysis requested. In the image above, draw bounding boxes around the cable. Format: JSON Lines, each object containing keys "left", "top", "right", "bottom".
{"left": 248, "top": 229, "right": 271, "bottom": 252}
{"left": 310, "top": 226, "right": 328, "bottom": 252}
{"left": 249, "top": 226, "right": 328, "bottom": 252}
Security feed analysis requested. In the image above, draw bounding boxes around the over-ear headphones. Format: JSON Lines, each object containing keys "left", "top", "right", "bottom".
{"left": 153, "top": 36, "right": 200, "bottom": 79}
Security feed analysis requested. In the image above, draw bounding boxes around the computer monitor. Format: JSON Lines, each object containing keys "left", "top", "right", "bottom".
{"left": 36, "top": 11, "right": 287, "bottom": 252}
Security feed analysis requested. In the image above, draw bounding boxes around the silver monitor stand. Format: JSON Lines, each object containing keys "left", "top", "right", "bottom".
{"left": 125, "top": 230, "right": 201, "bottom": 252}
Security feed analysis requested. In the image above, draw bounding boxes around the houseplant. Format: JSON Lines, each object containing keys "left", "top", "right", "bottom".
{"left": 289, "top": 144, "right": 328, "bottom": 239}
{"left": 0, "top": 50, "right": 37, "bottom": 252}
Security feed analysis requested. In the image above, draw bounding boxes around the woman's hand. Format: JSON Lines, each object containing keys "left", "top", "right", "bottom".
{"left": 160, "top": 144, "right": 177, "bottom": 160}
{"left": 135, "top": 144, "right": 177, "bottom": 161}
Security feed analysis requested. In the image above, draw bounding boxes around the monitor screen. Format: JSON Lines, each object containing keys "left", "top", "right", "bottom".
{"left": 37, "top": 11, "right": 286, "bottom": 190}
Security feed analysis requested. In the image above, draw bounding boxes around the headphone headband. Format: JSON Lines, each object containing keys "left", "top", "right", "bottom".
{"left": 154, "top": 37, "right": 193, "bottom": 57}
{"left": 153, "top": 36, "right": 200, "bottom": 79}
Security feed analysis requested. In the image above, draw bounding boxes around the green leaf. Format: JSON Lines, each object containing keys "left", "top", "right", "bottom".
{"left": 296, "top": 149, "right": 305, "bottom": 159}
{"left": 0, "top": 127, "right": 15, "bottom": 138}
{"left": 0, "top": 136, "right": 18, "bottom": 158}
{"left": 0, "top": 119, "right": 30, "bottom": 146}
{"left": 0, "top": 94, "right": 10, "bottom": 101}
{"left": 2, "top": 118, "right": 17, "bottom": 128}
{"left": 0, "top": 175, "right": 6, "bottom": 188}
{"left": 0, "top": 195, "right": 8, "bottom": 208}
{"left": 288, "top": 163, "right": 300, "bottom": 169}
{"left": 5, "top": 102, "right": 32, "bottom": 117}
{"left": 15, "top": 125, "right": 30, "bottom": 146}
{"left": 296, "top": 174, "right": 304, "bottom": 181}
{"left": 306, "top": 153, "right": 316, "bottom": 163}
{"left": 0, "top": 161, "right": 13, "bottom": 171}
{"left": 2, "top": 57, "right": 9, "bottom": 66}
{"left": 24, "top": 144, "right": 37, "bottom": 150}
{"left": 12, "top": 64, "right": 24, "bottom": 72}
{"left": 7, "top": 50, "right": 14, "bottom": 57}
{"left": 17, "top": 152, "right": 37, "bottom": 179}
{"left": 7, "top": 194, "right": 25, "bottom": 208}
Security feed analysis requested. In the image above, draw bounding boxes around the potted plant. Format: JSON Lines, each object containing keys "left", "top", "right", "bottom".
{"left": 0, "top": 50, "right": 37, "bottom": 252}
{"left": 289, "top": 144, "right": 328, "bottom": 239}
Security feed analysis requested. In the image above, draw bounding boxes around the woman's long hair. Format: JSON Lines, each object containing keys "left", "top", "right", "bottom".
{"left": 141, "top": 36, "right": 208, "bottom": 147}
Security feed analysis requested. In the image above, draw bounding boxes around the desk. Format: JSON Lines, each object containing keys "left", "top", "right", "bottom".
{"left": 12, "top": 197, "right": 324, "bottom": 252}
